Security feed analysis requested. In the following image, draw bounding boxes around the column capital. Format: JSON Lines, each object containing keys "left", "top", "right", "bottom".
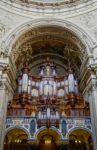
{"left": 88, "top": 63, "right": 97, "bottom": 76}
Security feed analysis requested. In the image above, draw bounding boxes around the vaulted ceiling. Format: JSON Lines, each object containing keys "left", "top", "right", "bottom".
{"left": 11, "top": 25, "right": 87, "bottom": 76}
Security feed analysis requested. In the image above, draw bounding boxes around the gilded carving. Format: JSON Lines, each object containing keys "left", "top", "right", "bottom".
{"left": 10, "top": 26, "right": 86, "bottom": 63}
{"left": 0, "top": 22, "right": 6, "bottom": 39}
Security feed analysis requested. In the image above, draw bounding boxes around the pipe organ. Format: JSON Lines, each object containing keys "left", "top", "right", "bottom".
{"left": 7, "top": 58, "right": 90, "bottom": 128}
{"left": 18, "top": 59, "right": 78, "bottom": 98}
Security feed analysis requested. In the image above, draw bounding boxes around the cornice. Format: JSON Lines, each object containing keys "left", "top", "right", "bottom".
{"left": 0, "top": 0, "right": 97, "bottom": 18}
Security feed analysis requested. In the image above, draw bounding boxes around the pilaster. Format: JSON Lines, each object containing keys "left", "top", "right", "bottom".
{"left": 87, "top": 68, "right": 97, "bottom": 150}
{"left": 0, "top": 54, "right": 16, "bottom": 150}
{"left": 0, "top": 81, "right": 8, "bottom": 150}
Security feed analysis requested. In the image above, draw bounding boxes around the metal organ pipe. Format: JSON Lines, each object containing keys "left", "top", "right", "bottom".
{"left": 28, "top": 77, "right": 32, "bottom": 94}
{"left": 41, "top": 114, "right": 43, "bottom": 119}
{"left": 68, "top": 72, "right": 75, "bottom": 93}
{"left": 18, "top": 77, "right": 22, "bottom": 93}
{"left": 47, "top": 108, "right": 50, "bottom": 119}
{"left": 22, "top": 73, "right": 28, "bottom": 92}
{"left": 40, "top": 81, "right": 43, "bottom": 95}
{"left": 44, "top": 114, "right": 46, "bottom": 119}
{"left": 64, "top": 78, "right": 68, "bottom": 94}
{"left": 49, "top": 84, "right": 53, "bottom": 96}
{"left": 43, "top": 80, "right": 47, "bottom": 96}
{"left": 51, "top": 114, "right": 53, "bottom": 120}
{"left": 56, "top": 111, "right": 59, "bottom": 120}
{"left": 53, "top": 81, "right": 57, "bottom": 96}
{"left": 32, "top": 81, "right": 35, "bottom": 86}
{"left": 75, "top": 79, "right": 78, "bottom": 94}
{"left": 38, "top": 111, "right": 41, "bottom": 120}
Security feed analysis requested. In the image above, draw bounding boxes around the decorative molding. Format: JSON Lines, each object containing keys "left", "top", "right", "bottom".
{"left": 0, "top": 19, "right": 93, "bottom": 56}
{"left": 0, "top": 0, "right": 96, "bottom": 17}
{"left": 6, "top": 117, "right": 92, "bottom": 141}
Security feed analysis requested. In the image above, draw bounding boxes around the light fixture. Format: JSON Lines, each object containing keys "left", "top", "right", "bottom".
{"left": 14, "top": 139, "right": 22, "bottom": 143}
{"left": 45, "top": 140, "right": 51, "bottom": 144}
{"left": 75, "top": 140, "right": 78, "bottom": 143}
{"left": 75, "top": 139, "right": 81, "bottom": 143}
{"left": 79, "top": 140, "right": 81, "bottom": 143}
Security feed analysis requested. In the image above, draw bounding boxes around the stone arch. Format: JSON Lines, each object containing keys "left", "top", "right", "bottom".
{"left": 35, "top": 127, "right": 61, "bottom": 143}
{"left": 1, "top": 18, "right": 94, "bottom": 57}
{"left": 0, "top": 18, "right": 95, "bottom": 85}
{"left": 67, "top": 127, "right": 93, "bottom": 140}
{"left": 3, "top": 126, "right": 30, "bottom": 150}
{"left": 5, "top": 126, "right": 30, "bottom": 139}
{"left": 64, "top": 127, "right": 94, "bottom": 150}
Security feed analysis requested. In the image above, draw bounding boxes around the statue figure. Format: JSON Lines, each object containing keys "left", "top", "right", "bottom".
{"left": 45, "top": 65, "right": 51, "bottom": 76}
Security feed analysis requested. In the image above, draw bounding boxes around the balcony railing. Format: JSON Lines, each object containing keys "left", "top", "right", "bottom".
{"left": 6, "top": 116, "right": 91, "bottom": 133}
{"left": 7, "top": 108, "right": 34, "bottom": 117}
{"left": 7, "top": 107, "right": 90, "bottom": 117}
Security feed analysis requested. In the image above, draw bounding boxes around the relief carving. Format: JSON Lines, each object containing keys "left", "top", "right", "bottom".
{"left": 11, "top": 26, "right": 86, "bottom": 62}
{"left": 80, "top": 12, "right": 96, "bottom": 29}
{"left": 8, "top": 0, "right": 82, "bottom": 6}
{"left": 0, "top": 21, "right": 6, "bottom": 39}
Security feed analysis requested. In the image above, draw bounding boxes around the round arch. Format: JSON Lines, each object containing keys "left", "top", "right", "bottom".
{"left": 67, "top": 127, "right": 93, "bottom": 139}
{"left": 66, "top": 128, "right": 93, "bottom": 150}
{"left": 0, "top": 18, "right": 94, "bottom": 57}
{"left": 35, "top": 127, "right": 61, "bottom": 144}
{"left": 5, "top": 126, "right": 30, "bottom": 139}
{"left": 3, "top": 127, "right": 30, "bottom": 150}
{"left": 1, "top": 18, "right": 95, "bottom": 150}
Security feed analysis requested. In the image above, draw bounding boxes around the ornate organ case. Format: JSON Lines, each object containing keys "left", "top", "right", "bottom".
{"left": 7, "top": 58, "right": 90, "bottom": 128}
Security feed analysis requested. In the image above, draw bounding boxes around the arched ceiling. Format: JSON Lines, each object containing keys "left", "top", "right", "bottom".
{"left": 69, "top": 129, "right": 92, "bottom": 143}
{"left": 11, "top": 25, "right": 86, "bottom": 76}
{"left": 5, "top": 128, "right": 28, "bottom": 142}
{"left": 36, "top": 128, "right": 61, "bottom": 144}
